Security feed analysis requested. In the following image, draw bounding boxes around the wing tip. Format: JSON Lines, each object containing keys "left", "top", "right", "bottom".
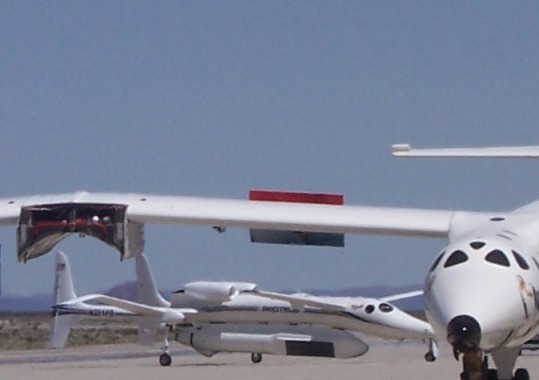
{"left": 391, "top": 144, "right": 411, "bottom": 156}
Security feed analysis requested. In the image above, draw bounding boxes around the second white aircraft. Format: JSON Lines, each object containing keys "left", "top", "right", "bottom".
{"left": 49, "top": 251, "right": 435, "bottom": 366}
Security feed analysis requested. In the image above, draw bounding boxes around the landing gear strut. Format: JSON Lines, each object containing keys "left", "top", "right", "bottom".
{"left": 425, "top": 339, "right": 438, "bottom": 362}
{"left": 159, "top": 325, "right": 172, "bottom": 367}
{"left": 458, "top": 348, "right": 484, "bottom": 380}
{"left": 251, "top": 352, "right": 263, "bottom": 364}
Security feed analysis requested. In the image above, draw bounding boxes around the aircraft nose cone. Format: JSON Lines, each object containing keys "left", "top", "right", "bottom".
{"left": 447, "top": 315, "right": 481, "bottom": 352}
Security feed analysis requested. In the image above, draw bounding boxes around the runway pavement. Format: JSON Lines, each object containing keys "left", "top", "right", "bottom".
{"left": 0, "top": 340, "right": 538, "bottom": 380}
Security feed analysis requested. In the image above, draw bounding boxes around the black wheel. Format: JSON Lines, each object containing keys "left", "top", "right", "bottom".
{"left": 514, "top": 368, "right": 529, "bottom": 380}
{"left": 159, "top": 353, "right": 172, "bottom": 367}
{"left": 251, "top": 353, "right": 262, "bottom": 364}
{"left": 485, "top": 369, "right": 498, "bottom": 380}
{"left": 424, "top": 352, "right": 436, "bottom": 362}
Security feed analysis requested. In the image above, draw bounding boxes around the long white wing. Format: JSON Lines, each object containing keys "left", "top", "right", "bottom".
{"left": 0, "top": 191, "right": 455, "bottom": 235}
{"left": 0, "top": 191, "right": 495, "bottom": 261}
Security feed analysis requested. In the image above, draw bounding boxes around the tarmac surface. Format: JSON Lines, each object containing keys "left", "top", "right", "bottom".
{"left": 0, "top": 340, "right": 538, "bottom": 380}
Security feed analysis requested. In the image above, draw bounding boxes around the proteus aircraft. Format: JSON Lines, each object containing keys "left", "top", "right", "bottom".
{"left": 50, "top": 251, "right": 435, "bottom": 366}
{"left": 3, "top": 143, "right": 538, "bottom": 379}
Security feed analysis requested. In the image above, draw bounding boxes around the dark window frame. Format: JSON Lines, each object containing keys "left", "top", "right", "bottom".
{"left": 378, "top": 303, "right": 394, "bottom": 313}
{"left": 485, "top": 249, "right": 510, "bottom": 267}
{"left": 429, "top": 252, "right": 445, "bottom": 272}
{"left": 443, "top": 250, "right": 469, "bottom": 268}
{"left": 512, "top": 250, "right": 530, "bottom": 270}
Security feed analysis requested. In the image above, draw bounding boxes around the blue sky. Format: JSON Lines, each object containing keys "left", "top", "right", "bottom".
{"left": 1, "top": 2, "right": 539, "bottom": 297}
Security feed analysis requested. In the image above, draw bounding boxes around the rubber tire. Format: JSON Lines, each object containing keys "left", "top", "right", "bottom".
{"left": 484, "top": 369, "right": 498, "bottom": 380}
{"left": 159, "top": 353, "right": 172, "bottom": 367}
{"left": 251, "top": 353, "right": 262, "bottom": 364}
{"left": 514, "top": 368, "right": 529, "bottom": 380}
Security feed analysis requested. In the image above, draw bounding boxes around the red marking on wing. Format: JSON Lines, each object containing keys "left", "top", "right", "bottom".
{"left": 249, "top": 190, "right": 343, "bottom": 205}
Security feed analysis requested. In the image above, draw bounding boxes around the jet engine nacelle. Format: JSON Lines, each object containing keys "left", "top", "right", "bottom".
{"left": 183, "top": 281, "right": 258, "bottom": 303}
{"left": 176, "top": 325, "right": 368, "bottom": 358}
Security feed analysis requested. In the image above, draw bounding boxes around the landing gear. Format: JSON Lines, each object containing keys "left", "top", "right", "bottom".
{"left": 455, "top": 348, "right": 485, "bottom": 380}
{"left": 425, "top": 352, "right": 436, "bottom": 362}
{"left": 159, "top": 325, "right": 172, "bottom": 367}
{"left": 481, "top": 367, "right": 530, "bottom": 380}
{"left": 514, "top": 368, "right": 529, "bottom": 380}
{"left": 251, "top": 353, "right": 263, "bottom": 364}
{"left": 455, "top": 348, "right": 530, "bottom": 380}
{"left": 491, "top": 347, "right": 527, "bottom": 380}
{"left": 484, "top": 368, "right": 498, "bottom": 380}
{"left": 159, "top": 352, "right": 172, "bottom": 367}
{"left": 425, "top": 339, "right": 438, "bottom": 362}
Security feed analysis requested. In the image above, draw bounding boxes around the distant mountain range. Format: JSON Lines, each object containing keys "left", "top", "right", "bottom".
{"left": 0, "top": 282, "right": 424, "bottom": 313}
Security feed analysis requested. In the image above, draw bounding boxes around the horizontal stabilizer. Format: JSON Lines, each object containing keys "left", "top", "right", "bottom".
{"left": 58, "top": 294, "right": 163, "bottom": 317}
{"left": 249, "top": 190, "right": 345, "bottom": 247}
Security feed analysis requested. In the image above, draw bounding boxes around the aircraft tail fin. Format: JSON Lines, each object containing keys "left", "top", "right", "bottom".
{"left": 48, "top": 251, "right": 81, "bottom": 348}
{"left": 48, "top": 313, "right": 81, "bottom": 349}
{"left": 53, "top": 251, "right": 77, "bottom": 303}
{"left": 136, "top": 254, "right": 169, "bottom": 307}
{"left": 135, "top": 254, "right": 169, "bottom": 345}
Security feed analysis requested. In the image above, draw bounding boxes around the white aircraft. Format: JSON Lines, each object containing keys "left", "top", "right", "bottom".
{"left": 50, "top": 251, "right": 435, "bottom": 366}
{"left": 3, "top": 143, "right": 538, "bottom": 379}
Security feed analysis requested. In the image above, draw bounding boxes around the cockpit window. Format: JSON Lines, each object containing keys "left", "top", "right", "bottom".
{"left": 512, "top": 250, "right": 529, "bottom": 270}
{"left": 485, "top": 249, "right": 510, "bottom": 267}
{"left": 470, "top": 241, "right": 486, "bottom": 250}
{"left": 444, "top": 250, "right": 468, "bottom": 268}
{"left": 429, "top": 252, "right": 445, "bottom": 272}
{"left": 365, "top": 305, "right": 375, "bottom": 314}
{"left": 379, "top": 303, "right": 393, "bottom": 313}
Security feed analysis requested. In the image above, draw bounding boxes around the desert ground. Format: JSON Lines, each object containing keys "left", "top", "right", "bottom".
{"left": 2, "top": 313, "right": 539, "bottom": 380}
{"left": 0, "top": 313, "right": 139, "bottom": 350}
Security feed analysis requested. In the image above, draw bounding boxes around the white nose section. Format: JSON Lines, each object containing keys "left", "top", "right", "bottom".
{"left": 425, "top": 257, "right": 525, "bottom": 351}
